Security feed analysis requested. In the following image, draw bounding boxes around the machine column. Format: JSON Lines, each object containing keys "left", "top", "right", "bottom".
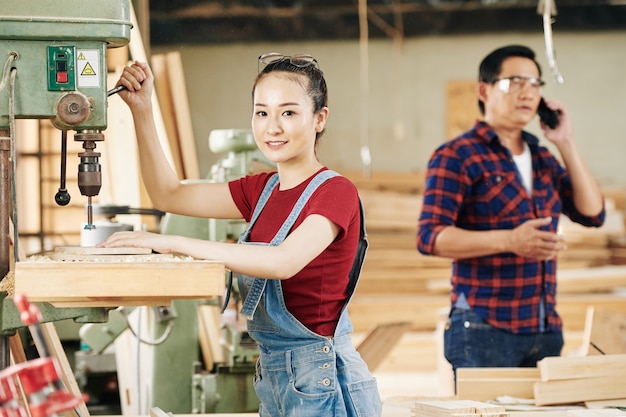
{"left": 0, "top": 128, "right": 11, "bottom": 370}
{"left": 0, "top": 129, "right": 10, "bottom": 281}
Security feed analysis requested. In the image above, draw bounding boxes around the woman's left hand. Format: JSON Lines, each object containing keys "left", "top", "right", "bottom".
{"left": 96, "top": 231, "right": 175, "bottom": 254}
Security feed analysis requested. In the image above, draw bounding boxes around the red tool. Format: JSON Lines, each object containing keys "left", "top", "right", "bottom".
{"left": 0, "top": 294, "right": 88, "bottom": 417}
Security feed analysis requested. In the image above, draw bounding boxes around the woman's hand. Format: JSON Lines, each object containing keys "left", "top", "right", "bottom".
{"left": 97, "top": 230, "right": 175, "bottom": 254}
{"left": 114, "top": 61, "right": 154, "bottom": 113}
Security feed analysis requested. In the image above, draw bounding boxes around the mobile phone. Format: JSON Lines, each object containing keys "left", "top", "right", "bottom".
{"left": 537, "top": 98, "right": 561, "bottom": 129}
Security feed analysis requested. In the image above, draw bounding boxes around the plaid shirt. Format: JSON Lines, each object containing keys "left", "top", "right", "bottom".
{"left": 417, "top": 121, "right": 605, "bottom": 334}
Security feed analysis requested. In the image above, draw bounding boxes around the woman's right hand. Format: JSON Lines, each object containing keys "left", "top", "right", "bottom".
{"left": 114, "top": 61, "right": 154, "bottom": 112}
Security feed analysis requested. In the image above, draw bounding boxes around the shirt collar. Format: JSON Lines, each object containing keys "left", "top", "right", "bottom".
{"left": 473, "top": 120, "right": 540, "bottom": 147}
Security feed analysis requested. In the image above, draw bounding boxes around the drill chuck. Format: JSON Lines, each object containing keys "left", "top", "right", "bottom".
{"left": 77, "top": 157, "right": 101, "bottom": 197}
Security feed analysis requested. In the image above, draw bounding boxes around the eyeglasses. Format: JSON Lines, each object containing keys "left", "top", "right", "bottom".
{"left": 258, "top": 53, "right": 319, "bottom": 73}
{"left": 494, "top": 76, "right": 545, "bottom": 94}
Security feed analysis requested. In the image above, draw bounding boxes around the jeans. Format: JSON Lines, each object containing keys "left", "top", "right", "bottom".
{"left": 253, "top": 335, "right": 381, "bottom": 417}
{"left": 444, "top": 308, "right": 564, "bottom": 373}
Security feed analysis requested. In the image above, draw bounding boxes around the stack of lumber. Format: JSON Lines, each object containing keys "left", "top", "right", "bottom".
{"left": 411, "top": 399, "right": 507, "bottom": 417}
{"left": 534, "top": 354, "right": 626, "bottom": 406}
{"left": 344, "top": 170, "right": 449, "bottom": 333}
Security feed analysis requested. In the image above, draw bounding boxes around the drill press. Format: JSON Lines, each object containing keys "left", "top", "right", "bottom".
{"left": 0, "top": 0, "right": 132, "bottom": 258}
{"left": 0, "top": 0, "right": 132, "bottom": 369}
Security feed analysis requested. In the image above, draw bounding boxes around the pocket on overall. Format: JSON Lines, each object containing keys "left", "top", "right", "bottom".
{"left": 337, "top": 346, "right": 382, "bottom": 417}
{"left": 345, "top": 378, "right": 382, "bottom": 417}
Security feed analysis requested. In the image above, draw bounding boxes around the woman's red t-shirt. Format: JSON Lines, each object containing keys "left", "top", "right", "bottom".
{"left": 228, "top": 169, "right": 360, "bottom": 336}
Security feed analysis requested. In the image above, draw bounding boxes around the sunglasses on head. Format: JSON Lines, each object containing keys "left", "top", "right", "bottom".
{"left": 258, "top": 53, "right": 319, "bottom": 73}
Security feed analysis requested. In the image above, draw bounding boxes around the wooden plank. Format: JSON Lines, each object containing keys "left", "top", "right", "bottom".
{"left": 348, "top": 295, "right": 449, "bottom": 332}
{"left": 557, "top": 265, "right": 626, "bottom": 294}
{"left": 537, "top": 353, "right": 626, "bottom": 381}
{"left": 344, "top": 170, "right": 425, "bottom": 194}
{"left": 165, "top": 51, "right": 199, "bottom": 179}
{"left": 39, "top": 322, "right": 90, "bottom": 417}
{"left": 568, "top": 411, "right": 626, "bottom": 417}
{"left": 556, "top": 293, "right": 626, "bottom": 332}
{"left": 446, "top": 80, "right": 481, "bottom": 141}
{"left": 585, "top": 399, "right": 626, "bottom": 409}
{"left": 356, "top": 321, "right": 410, "bottom": 372}
{"left": 14, "top": 259, "right": 224, "bottom": 306}
{"left": 127, "top": 4, "right": 175, "bottom": 215}
{"left": 198, "top": 304, "right": 225, "bottom": 370}
{"left": 104, "top": 70, "right": 142, "bottom": 204}
{"left": 534, "top": 375, "right": 626, "bottom": 406}
{"left": 412, "top": 399, "right": 506, "bottom": 416}
{"left": 151, "top": 53, "right": 185, "bottom": 179}
{"left": 358, "top": 330, "right": 439, "bottom": 373}
{"left": 585, "top": 307, "right": 626, "bottom": 355}
{"left": 456, "top": 367, "right": 539, "bottom": 401}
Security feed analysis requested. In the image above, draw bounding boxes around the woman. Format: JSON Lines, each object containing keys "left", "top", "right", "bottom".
{"left": 99, "top": 53, "right": 382, "bottom": 417}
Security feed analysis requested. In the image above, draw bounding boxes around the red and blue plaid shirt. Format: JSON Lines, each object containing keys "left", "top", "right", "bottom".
{"left": 417, "top": 121, "right": 605, "bottom": 334}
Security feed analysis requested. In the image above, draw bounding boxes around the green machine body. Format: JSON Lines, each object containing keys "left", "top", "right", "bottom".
{"left": 0, "top": 0, "right": 132, "bottom": 130}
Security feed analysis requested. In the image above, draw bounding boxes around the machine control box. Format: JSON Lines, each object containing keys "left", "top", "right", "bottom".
{"left": 47, "top": 46, "right": 76, "bottom": 91}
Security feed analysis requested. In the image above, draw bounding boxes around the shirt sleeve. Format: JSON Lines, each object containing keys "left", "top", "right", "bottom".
{"left": 307, "top": 177, "right": 359, "bottom": 240}
{"left": 417, "top": 144, "right": 467, "bottom": 255}
{"left": 228, "top": 171, "right": 276, "bottom": 222}
{"left": 553, "top": 161, "right": 606, "bottom": 227}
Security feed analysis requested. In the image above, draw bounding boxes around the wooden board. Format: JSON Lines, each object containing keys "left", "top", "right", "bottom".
{"left": 456, "top": 367, "right": 539, "bottom": 401}
{"left": 412, "top": 399, "right": 506, "bottom": 416}
{"left": 537, "top": 353, "right": 626, "bottom": 381}
{"left": 198, "top": 305, "right": 225, "bottom": 370}
{"left": 165, "top": 51, "right": 199, "bottom": 180}
{"left": 534, "top": 374, "right": 626, "bottom": 406}
{"left": 41, "top": 322, "right": 91, "bottom": 417}
{"left": 356, "top": 321, "right": 411, "bottom": 372}
{"left": 14, "top": 259, "right": 225, "bottom": 307}
{"left": 584, "top": 307, "right": 626, "bottom": 355}
{"left": 151, "top": 53, "right": 185, "bottom": 180}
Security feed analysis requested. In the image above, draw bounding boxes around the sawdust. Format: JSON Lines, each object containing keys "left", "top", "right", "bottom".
{"left": 22, "top": 253, "right": 195, "bottom": 263}
{"left": 0, "top": 270, "right": 14, "bottom": 296}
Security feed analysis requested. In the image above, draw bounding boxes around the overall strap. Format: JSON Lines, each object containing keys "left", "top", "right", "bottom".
{"left": 239, "top": 169, "right": 339, "bottom": 320}
{"left": 244, "top": 173, "right": 281, "bottom": 238}
{"left": 269, "top": 169, "right": 339, "bottom": 244}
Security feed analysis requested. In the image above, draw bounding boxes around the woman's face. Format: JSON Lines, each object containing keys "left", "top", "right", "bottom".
{"left": 252, "top": 72, "right": 327, "bottom": 165}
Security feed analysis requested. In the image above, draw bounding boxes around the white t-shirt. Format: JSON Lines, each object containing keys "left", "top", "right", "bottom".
{"left": 512, "top": 142, "right": 532, "bottom": 195}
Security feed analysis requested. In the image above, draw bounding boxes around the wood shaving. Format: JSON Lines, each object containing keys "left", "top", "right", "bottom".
{"left": 23, "top": 254, "right": 195, "bottom": 263}
{"left": 0, "top": 270, "right": 14, "bottom": 296}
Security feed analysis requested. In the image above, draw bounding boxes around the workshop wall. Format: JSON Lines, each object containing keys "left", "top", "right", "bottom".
{"left": 153, "top": 31, "right": 626, "bottom": 186}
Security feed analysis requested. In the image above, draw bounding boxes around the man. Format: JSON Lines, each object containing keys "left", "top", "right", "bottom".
{"left": 417, "top": 45, "right": 605, "bottom": 373}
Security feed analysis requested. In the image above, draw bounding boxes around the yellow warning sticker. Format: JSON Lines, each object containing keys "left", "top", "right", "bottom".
{"left": 81, "top": 62, "right": 96, "bottom": 76}
{"left": 76, "top": 49, "right": 100, "bottom": 88}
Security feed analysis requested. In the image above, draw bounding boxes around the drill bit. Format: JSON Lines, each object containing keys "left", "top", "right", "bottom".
{"left": 84, "top": 196, "right": 96, "bottom": 230}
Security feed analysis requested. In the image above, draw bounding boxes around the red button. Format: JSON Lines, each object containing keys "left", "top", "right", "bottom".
{"left": 57, "top": 72, "right": 68, "bottom": 83}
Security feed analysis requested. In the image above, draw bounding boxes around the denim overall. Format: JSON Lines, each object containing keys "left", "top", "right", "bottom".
{"left": 236, "top": 170, "right": 382, "bottom": 417}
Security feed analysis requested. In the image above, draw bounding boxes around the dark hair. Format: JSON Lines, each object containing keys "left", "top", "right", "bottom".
{"left": 252, "top": 57, "right": 328, "bottom": 140}
{"left": 477, "top": 45, "right": 542, "bottom": 114}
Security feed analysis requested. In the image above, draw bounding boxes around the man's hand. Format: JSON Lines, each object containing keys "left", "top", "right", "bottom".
{"left": 507, "top": 217, "right": 566, "bottom": 260}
